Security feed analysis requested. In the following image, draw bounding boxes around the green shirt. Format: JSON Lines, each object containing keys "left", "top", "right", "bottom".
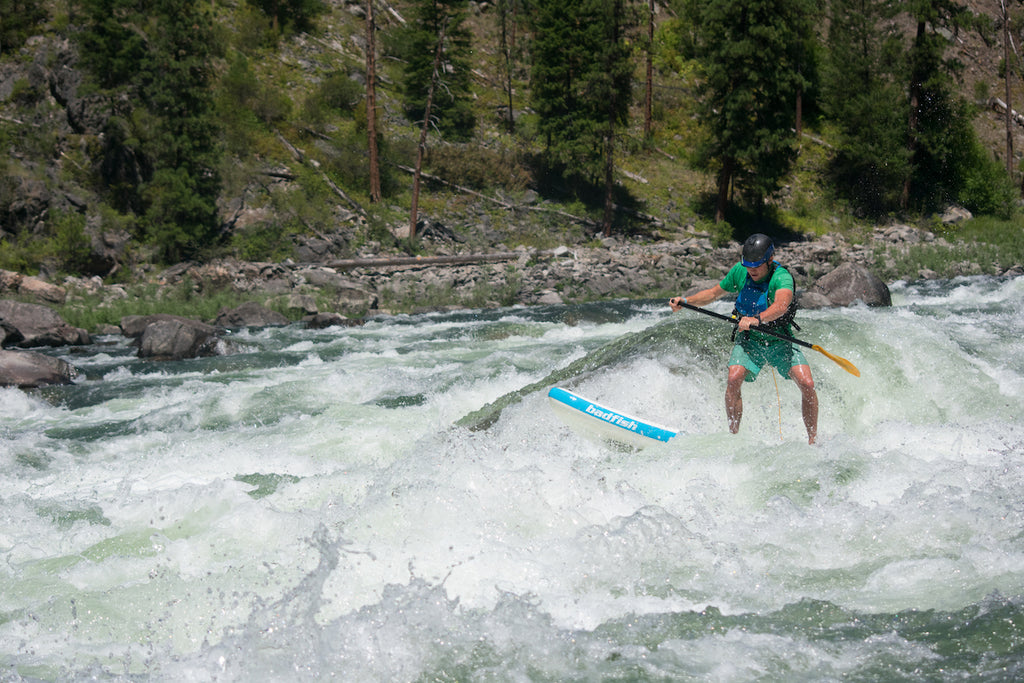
{"left": 719, "top": 262, "right": 795, "bottom": 341}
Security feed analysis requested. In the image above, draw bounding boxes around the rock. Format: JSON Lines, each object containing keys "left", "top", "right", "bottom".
{"left": 536, "top": 290, "right": 564, "bottom": 305}
{"left": 120, "top": 314, "right": 230, "bottom": 360}
{"left": 0, "top": 318, "right": 24, "bottom": 346}
{"left": 304, "top": 312, "right": 363, "bottom": 329}
{"left": 0, "top": 300, "right": 91, "bottom": 347}
{"left": 810, "top": 263, "right": 892, "bottom": 307}
{"left": 121, "top": 314, "right": 203, "bottom": 339}
{"left": 284, "top": 294, "right": 318, "bottom": 317}
{"left": 333, "top": 283, "right": 377, "bottom": 313}
{"left": 0, "top": 270, "right": 67, "bottom": 304}
{"left": 137, "top": 317, "right": 225, "bottom": 360}
{"left": 300, "top": 269, "right": 377, "bottom": 313}
{"left": 683, "top": 279, "right": 722, "bottom": 297}
{"left": 418, "top": 219, "right": 465, "bottom": 243}
{"left": 214, "top": 301, "right": 289, "bottom": 328}
{"left": 796, "top": 291, "right": 833, "bottom": 310}
{"left": 1, "top": 176, "right": 49, "bottom": 234}
{"left": 85, "top": 226, "right": 131, "bottom": 276}
{"left": 940, "top": 205, "right": 972, "bottom": 224}
{"left": 0, "top": 349, "right": 78, "bottom": 387}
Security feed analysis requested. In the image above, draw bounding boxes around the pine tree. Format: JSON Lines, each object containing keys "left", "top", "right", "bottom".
{"left": 78, "top": 0, "right": 149, "bottom": 89}
{"left": 824, "top": 0, "right": 996, "bottom": 215}
{"left": 528, "top": 0, "right": 634, "bottom": 233}
{"left": 693, "top": 0, "right": 814, "bottom": 222}
{"left": 0, "top": 0, "right": 48, "bottom": 53}
{"left": 248, "top": 0, "right": 325, "bottom": 34}
{"left": 821, "top": 0, "right": 910, "bottom": 216}
{"left": 899, "top": 0, "right": 974, "bottom": 211}
{"left": 397, "top": 0, "right": 475, "bottom": 141}
{"left": 79, "top": 0, "right": 223, "bottom": 261}
{"left": 139, "top": 0, "right": 223, "bottom": 262}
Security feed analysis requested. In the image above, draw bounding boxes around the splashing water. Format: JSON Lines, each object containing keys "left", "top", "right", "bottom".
{"left": 2, "top": 276, "right": 1023, "bottom": 681}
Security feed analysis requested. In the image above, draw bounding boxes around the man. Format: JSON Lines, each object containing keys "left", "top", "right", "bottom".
{"left": 669, "top": 234, "right": 818, "bottom": 444}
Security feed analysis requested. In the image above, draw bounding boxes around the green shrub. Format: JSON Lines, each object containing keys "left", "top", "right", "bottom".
{"left": 230, "top": 220, "right": 297, "bottom": 262}
{"left": 958, "top": 140, "right": 1017, "bottom": 220}
{"left": 318, "top": 73, "right": 362, "bottom": 113}
{"left": 52, "top": 211, "right": 92, "bottom": 273}
{"left": 426, "top": 144, "right": 532, "bottom": 192}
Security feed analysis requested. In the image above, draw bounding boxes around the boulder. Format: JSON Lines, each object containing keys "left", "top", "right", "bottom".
{"left": 0, "top": 349, "right": 78, "bottom": 387}
{"left": 796, "top": 291, "right": 834, "bottom": 310}
{"left": 300, "top": 269, "right": 377, "bottom": 313}
{"left": 0, "top": 300, "right": 91, "bottom": 347}
{"left": 85, "top": 226, "right": 132, "bottom": 277}
{"left": 121, "top": 314, "right": 212, "bottom": 339}
{"left": 282, "top": 294, "right": 318, "bottom": 317}
{"left": 536, "top": 290, "right": 564, "bottom": 306}
{"left": 810, "top": 262, "right": 892, "bottom": 307}
{"left": 0, "top": 270, "right": 67, "bottom": 304}
{"left": 136, "top": 317, "right": 225, "bottom": 360}
{"left": 304, "top": 312, "right": 363, "bottom": 329}
{"left": 214, "top": 301, "right": 289, "bottom": 328}
{"left": 334, "top": 282, "right": 377, "bottom": 313}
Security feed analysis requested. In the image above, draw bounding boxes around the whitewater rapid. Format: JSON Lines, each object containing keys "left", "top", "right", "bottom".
{"left": 2, "top": 275, "right": 1022, "bottom": 680}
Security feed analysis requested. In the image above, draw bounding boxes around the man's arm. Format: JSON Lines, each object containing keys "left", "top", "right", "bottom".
{"left": 669, "top": 284, "right": 727, "bottom": 312}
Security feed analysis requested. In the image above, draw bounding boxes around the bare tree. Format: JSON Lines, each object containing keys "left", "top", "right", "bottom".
{"left": 644, "top": 0, "right": 654, "bottom": 139}
{"left": 366, "top": 0, "right": 382, "bottom": 203}
{"left": 1002, "top": 0, "right": 1014, "bottom": 179}
{"left": 409, "top": 18, "right": 448, "bottom": 239}
{"left": 498, "top": 0, "right": 517, "bottom": 133}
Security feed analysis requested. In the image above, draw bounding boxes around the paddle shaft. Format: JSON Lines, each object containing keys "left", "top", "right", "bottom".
{"left": 677, "top": 301, "right": 811, "bottom": 348}
{"left": 676, "top": 300, "right": 861, "bottom": 377}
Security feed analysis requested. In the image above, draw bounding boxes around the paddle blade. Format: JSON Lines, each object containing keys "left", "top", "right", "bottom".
{"left": 811, "top": 344, "right": 860, "bottom": 377}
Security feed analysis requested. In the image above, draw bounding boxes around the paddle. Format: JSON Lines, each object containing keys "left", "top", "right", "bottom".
{"left": 676, "top": 300, "right": 861, "bottom": 377}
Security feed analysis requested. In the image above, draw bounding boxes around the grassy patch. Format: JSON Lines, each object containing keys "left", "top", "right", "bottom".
{"left": 872, "top": 215, "right": 1024, "bottom": 281}
{"left": 56, "top": 281, "right": 307, "bottom": 331}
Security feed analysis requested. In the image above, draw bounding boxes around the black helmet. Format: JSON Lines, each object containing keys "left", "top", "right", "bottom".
{"left": 741, "top": 234, "right": 774, "bottom": 267}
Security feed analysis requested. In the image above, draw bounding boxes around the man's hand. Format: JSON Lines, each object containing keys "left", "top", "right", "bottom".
{"left": 737, "top": 315, "right": 760, "bottom": 331}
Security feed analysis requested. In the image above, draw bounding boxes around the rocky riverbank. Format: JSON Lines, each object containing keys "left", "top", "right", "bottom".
{"left": 83, "top": 222, "right": 987, "bottom": 318}
{"left": 1, "top": 220, "right": 1019, "bottom": 387}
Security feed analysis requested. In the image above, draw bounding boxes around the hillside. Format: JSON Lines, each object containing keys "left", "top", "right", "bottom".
{"left": 0, "top": 0, "right": 1022, "bottom": 287}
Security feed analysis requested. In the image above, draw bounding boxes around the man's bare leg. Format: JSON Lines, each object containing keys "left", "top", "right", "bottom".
{"left": 725, "top": 365, "right": 747, "bottom": 434}
{"left": 789, "top": 364, "right": 818, "bottom": 444}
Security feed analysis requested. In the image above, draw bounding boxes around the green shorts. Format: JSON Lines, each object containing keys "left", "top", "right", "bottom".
{"left": 729, "top": 335, "right": 808, "bottom": 382}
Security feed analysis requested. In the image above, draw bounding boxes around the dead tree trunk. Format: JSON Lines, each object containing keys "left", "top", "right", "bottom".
{"left": 715, "top": 157, "right": 732, "bottom": 224}
{"left": 409, "top": 19, "right": 448, "bottom": 240}
{"left": 366, "top": 0, "right": 382, "bottom": 203}
{"left": 1002, "top": 0, "right": 1014, "bottom": 179}
{"left": 644, "top": 0, "right": 654, "bottom": 139}
{"left": 499, "top": 0, "right": 516, "bottom": 133}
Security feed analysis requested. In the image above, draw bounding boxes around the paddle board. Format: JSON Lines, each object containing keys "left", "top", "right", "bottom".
{"left": 547, "top": 386, "right": 679, "bottom": 448}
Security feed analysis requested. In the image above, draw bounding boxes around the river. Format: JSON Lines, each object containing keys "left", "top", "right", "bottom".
{"left": 2, "top": 275, "right": 1023, "bottom": 681}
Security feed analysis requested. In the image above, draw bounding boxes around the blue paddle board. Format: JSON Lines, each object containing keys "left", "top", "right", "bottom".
{"left": 547, "top": 387, "right": 679, "bottom": 448}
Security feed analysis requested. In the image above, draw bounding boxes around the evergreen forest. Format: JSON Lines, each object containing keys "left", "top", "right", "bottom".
{"left": 0, "top": 0, "right": 1022, "bottom": 278}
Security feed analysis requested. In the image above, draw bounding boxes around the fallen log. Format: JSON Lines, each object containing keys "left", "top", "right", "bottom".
{"left": 275, "top": 129, "right": 367, "bottom": 216}
{"left": 991, "top": 97, "right": 1024, "bottom": 127}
